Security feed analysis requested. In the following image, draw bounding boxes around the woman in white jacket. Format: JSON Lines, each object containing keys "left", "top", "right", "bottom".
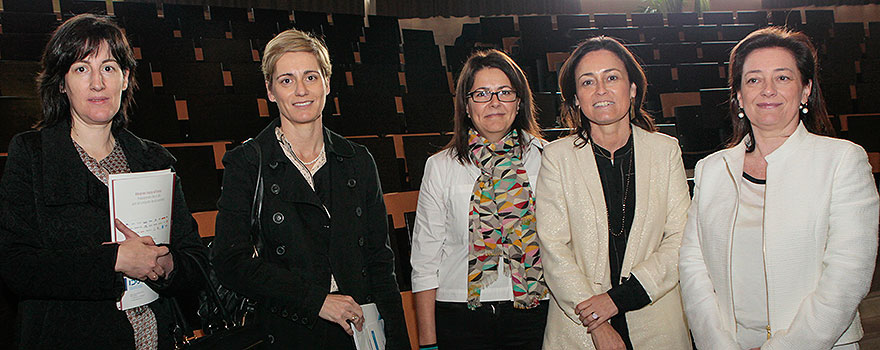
{"left": 409, "top": 49, "right": 549, "bottom": 350}
{"left": 679, "top": 27, "right": 880, "bottom": 350}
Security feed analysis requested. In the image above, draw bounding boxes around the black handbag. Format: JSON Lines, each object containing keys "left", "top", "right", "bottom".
{"left": 172, "top": 139, "right": 267, "bottom": 349}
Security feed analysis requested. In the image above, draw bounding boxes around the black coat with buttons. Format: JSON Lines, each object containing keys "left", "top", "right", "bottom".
{"left": 213, "top": 119, "right": 408, "bottom": 349}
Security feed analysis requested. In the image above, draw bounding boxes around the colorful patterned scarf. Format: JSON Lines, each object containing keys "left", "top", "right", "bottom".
{"left": 467, "top": 128, "right": 547, "bottom": 309}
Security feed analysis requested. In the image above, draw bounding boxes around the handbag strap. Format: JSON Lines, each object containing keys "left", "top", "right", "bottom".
{"left": 245, "top": 139, "right": 264, "bottom": 257}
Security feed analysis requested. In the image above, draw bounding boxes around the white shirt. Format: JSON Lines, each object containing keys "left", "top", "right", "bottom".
{"left": 732, "top": 174, "right": 768, "bottom": 349}
{"left": 410, "top": 137, "right": 545, "bottom": 302}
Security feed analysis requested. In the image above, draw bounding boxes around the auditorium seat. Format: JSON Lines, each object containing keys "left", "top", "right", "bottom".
{"left": 568, "top": 27, "right": 600, "bottom": 45}
{"left": 594, "top": 13, "right": 627, "bottom": 28}
{"left": 357, "top": 41, "right": 401, "bottom": 64}
{"left": 720, "top": 24, "right": 759, "bottom": 41}
{"left": 821, "top": 59, "right": 857, "bottom": 85}
{"left": 404, "top": 65, "right": 448, "bottom": 94}
{"left": 833, "top": 22, "right": 866, "bottom": 41}
{"left": 805, "top": 9, "right": 835, "bottom": 26}
{"left": 329, "top": 13, "right": 365, "bottom": 43}
{"left": 154, "top": 62, "right": 226, "bottom": 96}
{"left": 292, "top": 10, "right": 329, "bottom": 35}
{"left": 534, "top": 92, "right": 561, "bottom": 129}
{"left": 602, "top": 27, "right": 641, "bottom": 44}
{"left": 658, "top": 42, "right": 699, "bottom": 64}
{"left": 0, "top": 12, "right": 59, "bottom": 34}
{"left": 208, "top": 6, "right": 248, "bottom": 22}
{"left": 557, "top": 14, "right": 592, "bottom": 34}
{"left": 401, "top": 133, "right": 452, "bottom": 189}
{"left": 845, "top": 114, "right": 880, "bottom": 152}
{"left": 736, "top": 10, "right": 768, "bottom": 27}
{"left": 856, "top": 83, "right": 880, "bottom": 113}
{"left": 822, "top": 83, "right": 854, "bottom": 116}
{"left": 127, "top": 93, "right": 184, "bottom": 144}
{"left": 181, "top": 94, "right": 267, "bottom": 143}
{"left": 0, "top": 97, "right": 41, "bottom": 153}
{"left": 677, "top": 62, "right": 726, "bottom": 91}
{"left": 625, "top": 43, "right": 657, "bottom": 64}
{"left": 0, "top": 60, "right": 40, "bottom": 97}
{"left": 631, "top": 13, "right": 664, "bottom": 27}
{"left": 702, "top": 11, "right": 734, "bottom": 25}
{"left": 401, "top": 93, "right": 453, "bottom": 134}
{"left": 59, "top": 0, "right": 107, "bottom": 15}
{"left": 163, "top": 141, "right": 230, "bottom": 212}
{"left": 681, "top": 25, "right": 720, "bottom": 42}
{"left": 674, "top": 105, "right": 726, "bottom": 168}
{"left": 641, "top": 26, "right": 678, "bottom": 44}
{"left": 864, "top": 39, "right": 880, "bottom": 58}
{"left": 162, "top": 3, "right": 206, "bottom": 21}
{"left": 229, "top": 20, "right": 280, "bottom": 40}
{"left": 825, "top": 39, "right": 862, "bottom": 62}
{"left": 365, "top": 15, "right": 401, "bottom": 45}
{"left": 700, "top": 41, "right": 736, "bottom": 63}
{"left": 335, "top": 87, "right": 405, "bottom": 136}
{"left": 1, "top": 0, "right": 54, "bottom": 13}
{"left": 350, "top": 63, "right": 403, "bottom": 93}
{"left": 383, "top": 190, "right": 420, "bottom": 290}
{"left": 252, "top": 8, "right": 291, "bottom": 27}
{"left": 479, "top": 16, "right": 516, "bottom": 47}
{"left": 348, "top": 135, "right": 405, "bottom": 193}
{"left": 770, "top": 10, "right": 802, "bottom": 30}
{"left": 0, "top": 33, "right": 50, "bottom": 61}
{"left": 518, "top": 16, "right": 554, "bottom": 61}
{"left": 667, "top": 12, "right": 700, "bottom": 27}
{"left": 225, "top": 62, "right": 266, "bottom": 95}
{"left": 201, "top": 38, "right": 255, "bottom": 63}
{"left": 136, "top": 37, "right": 198, "bottom": 62}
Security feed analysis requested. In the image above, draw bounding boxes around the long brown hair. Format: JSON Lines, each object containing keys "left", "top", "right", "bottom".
{"left": 446, "top": 49, "right": 542, "bottom": 164}
{"left": 36, "top": 14, "right": 137, "bottom": 131}
{"left": 727, "top": 27, "right": 834, "bottom": 151}
{"left": 558, "top": 36, "right": 655, "bottom": 148}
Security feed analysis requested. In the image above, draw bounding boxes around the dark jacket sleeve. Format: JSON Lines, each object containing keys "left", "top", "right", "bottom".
{"left": 212, "top": 144, "right": 330, "bottom": 323}
{"left": 359, "top": 148, "right": 409, "bottom": 350}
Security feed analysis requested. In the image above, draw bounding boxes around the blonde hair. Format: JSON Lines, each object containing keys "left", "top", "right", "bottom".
{"left": 261, "top": 29, "right": 332, "bottom": 82}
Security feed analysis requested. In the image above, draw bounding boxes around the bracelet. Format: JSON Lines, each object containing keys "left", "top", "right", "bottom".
{"left": 419, "top": 344, "right": 438, "bottom": 350}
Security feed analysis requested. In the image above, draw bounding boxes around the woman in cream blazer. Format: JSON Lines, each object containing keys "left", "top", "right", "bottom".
{"left": 536, "top": 37, "right": 691, "bottom": 349}
{"left": 679, "top": 27, "right": 880, "bottom": 350}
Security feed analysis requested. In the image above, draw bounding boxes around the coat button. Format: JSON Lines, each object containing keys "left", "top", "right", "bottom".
{"left": 301, "top": 317, "right": 309, "bottom": 324}
{"left": 291, "top": 313, "right": 299, "bottom": 321}
{"left": 358, "top": 236, "right": 365, "bottom": 247}
{"left": 323, "top": 224, "right": 330, "bottom": 229}
{"left": 273, "top": 212, "right": 284, "bottom": 224}
{"left": 276, "top": 245, "right": 286, "bottom": 256}
{"left": 269, "top": 161, "right": 279, "bottom": 169}
{"left": 281, "top": 309, "right": 289, "bottom": 318}
{"left": 270, "top": 306, "right": 277, "bottom": 313}
{"left": 267, "top": 334, "right": 275, "bottom": 343}
{"left": 336, "top": 156, "right": 343, "bottom": 162}
{"left": 366, "top": 295, "right": 374, "bottom": 303}
{"left": 347, "top": 178, "right": 357, "bottom": 188}
{"left": 355, "top": 207, "right": 362, "bottom": 217}
{"left": 270, "top": 183, "right": 280, "bottom": 194}
{"left": 361, "top": 267, "right": 368, "bottom": 277}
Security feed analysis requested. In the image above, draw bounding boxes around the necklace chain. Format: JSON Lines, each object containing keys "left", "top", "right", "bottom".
{"left": 592, "top": 141, "right": 634, "bottom": 238}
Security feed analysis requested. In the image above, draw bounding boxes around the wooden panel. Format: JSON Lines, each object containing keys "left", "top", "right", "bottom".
{"left": 383, "top": 190, "right": 419, "bottom": 229}
{"left": 193, "top": 210, "right": 217, "bottom": 238}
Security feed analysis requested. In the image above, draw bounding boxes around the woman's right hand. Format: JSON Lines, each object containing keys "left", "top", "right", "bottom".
{"left": 590, "top": 322, "right": 626, "bottom": 350}
{"left": 113, "top": 219, "right": 169, "bottom": 280}
{"left": 319, "top": 294, "right": 364, "bottom": 335}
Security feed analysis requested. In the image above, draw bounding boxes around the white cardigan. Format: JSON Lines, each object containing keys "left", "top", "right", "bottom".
{"left": 679, "top": 122, "right": 880, "bottom": 350}
{"left": 410, "top": 137, "right": 545, "bottom": 302}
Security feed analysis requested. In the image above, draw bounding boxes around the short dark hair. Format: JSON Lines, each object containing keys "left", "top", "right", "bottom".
{"left": 36, "top": 13, "right": 137, "bottom": 131}
{"left": 446, "top": 49, "right": 542, "bottom": 164}
{"left": 558, "top": 36, "right": 655, "bottom": 148}
{"left": 727, "top": 26, "right": 834, "bottom": 151}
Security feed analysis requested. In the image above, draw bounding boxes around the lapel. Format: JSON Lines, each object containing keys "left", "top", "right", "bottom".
{"left": 574, "top": 137, "right": 611, "bottom": 285}
{"left": 619, "top": 127, "right": 651, "bottom": 279}
{"left": 41, "top": 123, "right": 107, "bottom": 208}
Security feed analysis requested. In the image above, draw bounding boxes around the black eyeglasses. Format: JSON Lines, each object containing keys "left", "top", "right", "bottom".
{"left": 466, "top": 89, "right": 518, "bottom": 103}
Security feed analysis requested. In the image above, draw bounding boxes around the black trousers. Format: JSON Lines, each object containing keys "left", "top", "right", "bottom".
{"left": 435, "top": 300, "right": 549, "bottom": 350}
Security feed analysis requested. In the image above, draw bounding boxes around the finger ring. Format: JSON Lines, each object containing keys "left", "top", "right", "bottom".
{"left": 350, "top": 315, "right": 359, "bottom": 322}
{"left": 591, "top": 312, "right": 599, "bottom": 320}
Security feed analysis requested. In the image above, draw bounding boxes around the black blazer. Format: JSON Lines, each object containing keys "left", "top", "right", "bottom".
{"left": 0, "top": 122, "right": 207, "bottom": 349}
{"left": 213, "top": 119, "right": 408, "bottom": 349}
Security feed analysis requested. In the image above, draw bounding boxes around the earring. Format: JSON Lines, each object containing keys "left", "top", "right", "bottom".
{"left": 799, "top": 102, "right": 809, "bottom": 114}
{"left": 737, "top": 108, "right": 745, "bottom": 119}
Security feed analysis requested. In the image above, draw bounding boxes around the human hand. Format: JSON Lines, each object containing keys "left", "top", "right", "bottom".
{"left": 319, "top": 294, "right": 364, "bottom": 335}
{"left": 589, "top": 322, "right": 626, "bottom": 350}
{"left": 576, "top": 293, "right": 619, "bottom": 331}
{"left": 113, "top": 219, "right": 169, "bottom": 281}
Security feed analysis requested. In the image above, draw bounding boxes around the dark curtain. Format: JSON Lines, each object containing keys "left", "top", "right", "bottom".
{"left": 147, "top": 0, "right": 365, "bottom": 15}
{"left": 376, "top": 0, "right": 581, "bottom": 18}
{"left": 763, "top": 0, "right": 880, "bottom": 7}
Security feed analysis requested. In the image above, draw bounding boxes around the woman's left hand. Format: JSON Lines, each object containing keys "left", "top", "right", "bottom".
{"left": 576, "top": 293, "right": 619, "bottom": 331}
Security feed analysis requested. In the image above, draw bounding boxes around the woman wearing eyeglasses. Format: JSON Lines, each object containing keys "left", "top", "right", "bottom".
{"left": 410, "top": 49, "right": 548, "bottom": 350}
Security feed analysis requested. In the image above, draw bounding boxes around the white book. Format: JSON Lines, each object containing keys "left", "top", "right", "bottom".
{"left": 107, "top": 169, "right": 175, "bottom": 310}
{"left": 352, "top": 303, "right": 386, "bottom": 350}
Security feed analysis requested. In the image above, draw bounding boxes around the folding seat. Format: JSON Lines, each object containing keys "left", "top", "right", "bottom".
{"left": 534, "top": 92, "right": 561, "bottom": 129}
{"left": 676, "top": 62, "right": 726, "bottom": 91}
{"left": 127, "top": 93, "right": 184, "bottom": 144}
{"left": 673, "top": 105, "right": 725, "bottom": 168}
{"left": 162, "top": 3, "right": 205, "bottom": 21}
{"left": 1, "top": 0, "right": 54, "bottom": 13}
{"left": 681, "top": 25, "right": 719, "bottom": 42}
{"left": 631, "top": 13, "right": 664, "bottom": 27}
{"left": 518, "top": 16, "right": 554, "bottom": 61}
{"left": 402, "top": 93, "right": 454, "bottom": 133}
{"left": 225, "top": 62, "right": 266, "bottom": 95}
{"left": 335, "top": 88, "right": 404, "bottom": 136}
{"left": 805, "top": 10, "right": 835, "bottom": 26}
{"left": 383, "top": 190, "right": 419, "bottom": 289}
{"left": 824, "top": 40, "right": 862, "bottom": 62}
{"left": 0, "top": 96, "right": 41, "bottom": 153}
{"left": 353, "top": 135, "right": 405, "bottom": 193}
{"left": 229, "top": 21, "right": 279, "bottom": 40}
{"left": 856, "top": 83, "right": 880, "bottom": 113}
{"left": 365, "top": 15, "right": 401, "bottom": 45}
{"left": 401, "top": 134, "right": 452, "bottom": 189}
{"left": 625, "top": 43, "right": 657, "bottom": 64}
{"left": 859, "top": 58, "right": 880, "bottom": 82}
{"left": 699, "top": 87, "right": 732, "bottom": 131}
{"left": 0, "top": 33, "right": 50, "bottom": 61}
{"left": 846, "top": 114, "right": 880, "bottom": 151}
{"left": 641, "top": 26, "right": 678, "bottom": 44}
{"left": 292, "top": 10, "right": 328, "bottom": 35}
{"left": 593, "top": 13, "right": 627, "bottom": 28}
{"left": 403, "top": 29, "right": 436, "bottom": 48}
{"left": 820, "top": 59, "right": 856, "bottom": 85}
{"left": 0, "top": 60, "right": 40, "bottom": 97}
{"left": 869, "top": 22, "right": 880, "bottom": 38}
{"left": 137, "top": 37, "right": 197, "bottom": 62}
{"left": 444, "top": 45, "right": 470, "bottom": 78}
{"left": 208, "top": 6, "right": 248, "bottom": 22}
{"left": 770, "top": 10, "right": 802, "bottom": 30}
{"left": 404, "top": 64, "right": 447, "bottom": 94}
{"left": 568, "top": 28, "right": 600, "bottom": 44}
{"left": 479, "top": 16, "right": 516, "bottom": 47}
{"left": 667, "top": 12, "right": 699, "bottom": 27}
{"left": 736, "top": 10, "right": 768, "bottom": 27}
{"left": 833, "top": 22, "right": 866, "bottom": 42}
{"left": 644, "top": 64, "right": 675, "bottom": 114}
{"left": 253, "top": 8, "right": 291, "bottom": 26}
{"left": 155, "top": 62, "right": 226, "bottom": 96}
{"left": 182, "top": 94, "right": 266, "bottom": 143}
{"left": 658, "top": 42, "right": 699, "bottom": 64}
{"left": 357, "top": 41, "right": 401, "bottom": 64}
{"left": 163, "top": 142, "right": 228, "bottom": 212}
{"left": 201, "top": 38, "right": 254, "bottom": 63}
{"left": 58, "top": 0, "right": 108, "bottom": 15}
{"left": 820, "top": 83, "right": 853, "bottom": 116}
{"left": 0, "top": 12, "right": 60, "bottom": 34}
{"left": 702, "top": 11, "right": 734, "bottom": 25}
{"left": 800, "top": 22, "right": 831, "bottom": 46}
{"left": 557, "top": 14, "right": 592, "bottom": 34}
{"left": 700, "top": 41, "right": 736, "bottom": 63}
{"left": 349, "top": 63, "right": 403, "bottom": 94}
{"left": 602, "top": 27, "right": 641, "bottom": 44}
{"left": 330, "top": 13, "right": 365, "bottom": 43}
{"left": 719, "top": 24, "right": 758, "bottom": 41}
{"left": 115, "top": 1, "right": 159, "bottom": 19}
{"left": 177, "top": 17, "right": 230, "bottom": 39}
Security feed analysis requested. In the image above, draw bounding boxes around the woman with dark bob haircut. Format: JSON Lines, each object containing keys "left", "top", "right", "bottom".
{"left": 680, "top": 27, "right": 879, "bottom": 350}
{"left": 0, "top": 14, "right": 207, "bottom": 349}
{"left": 410, "top": 49, "right": 549, "bottom": 349}
{"left": 536, "top": 36, "right": 691, "bottom": 349}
